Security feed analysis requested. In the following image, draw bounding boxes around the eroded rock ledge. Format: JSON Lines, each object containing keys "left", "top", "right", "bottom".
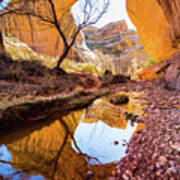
{"left": 0, "top": 89, "right": 110, "bottom": 133}
{"left": 137, "top": 52, "right": 180, "bottom": 90}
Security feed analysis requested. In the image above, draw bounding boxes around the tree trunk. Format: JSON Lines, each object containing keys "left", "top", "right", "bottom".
{"left": 52, "top": 47, "right": 70, "bottom": 75}
{"left": 0, "top": 32, "right": 5, "bottom": 55}
{"left": 54, "top": 27, "right": 81, "bottom": 73}
{"left": 56, "top": 47, "right": 70, "bottom": 69}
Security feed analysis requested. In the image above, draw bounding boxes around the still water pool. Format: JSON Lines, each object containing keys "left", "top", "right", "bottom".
{"left": 0, "top": 93, "right": 145, "bottom": 179}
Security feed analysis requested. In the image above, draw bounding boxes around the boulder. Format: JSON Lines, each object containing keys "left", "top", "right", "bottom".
{"left": 137, "top": 52, "right": 180, "bottom": 90}
{"left": 164, "top": 54, "right": 180, "bottom": 90}
{"left": 136, "top": 61, "right": 169, "bottom": 80}
{"left": 100, "top": 70, "right": 114, "bottom": 83}
{"left": 110, "top": 95, "right": 129, "bottom": 105}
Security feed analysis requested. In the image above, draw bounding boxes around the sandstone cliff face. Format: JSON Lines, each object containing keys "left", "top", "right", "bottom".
{"left": 83, "top": 20, "right": 128, "bottom": 41}
{"left": 157, "top": 0, "right": 180, "bottom": 48}
{"left": 83, "top": 20, "right": 140, "bottom": 54}
{"left": 75, "top": 20, "right": 149, "bottom": 78}
{"left": 126, "top": 0, "right": 178, "bottom": 62}
{"left": 127, "top": 0, "right": 180, "bottom": 89}
{"left": 0, "top": 0, "right": 78, "bottom": 58}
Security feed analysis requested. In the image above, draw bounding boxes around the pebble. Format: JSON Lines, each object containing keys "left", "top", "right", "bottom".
{"left": 116, "top": 168, "right": 121, "bottom": 175}
{"left": 122, "top": 174, "right": 129, "bottom": 180}
{"left": 167, "top": 166, "right": 177, "bottom": 175}
{"left": 108, "top": 177, "right": 117, "bottom": 180}
{"left": 85, "top": 170, "right": 94, "bottom": 180}
{"left": 156, "top": 169, "right": 162, "bottom": 176}
{"left": 109, "top": 80, "right": 180, "bottom": 179}
{"left": 98, "top": 173, "right": 106, "bottom": 179}
{"left": 114, "top": 141, "right": 119, "bottom": 145}
{"left": 111, "top": 170, "right": 116, "bottom": 177}
{"left": 126, "top": 170, "right": 132, "bottom": 177}
{"left": 170, "top": 177, "right": 175, "bottom": 180}
{"left": 158, "top": 155, "right": 168, "bottom": 163}
{"left": 170, "top": 142, "right": 180, "bottom": 152}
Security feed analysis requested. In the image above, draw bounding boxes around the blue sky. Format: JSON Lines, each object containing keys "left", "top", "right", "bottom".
{"left": 1, "top": 0, "right": 136, "bottom": 30}
{"left": 0, "top": 0, "right": 10, "bottom": 8}
{"left": 94, "top": 0, "right": 136, "bottom": 29}
{"left": 72, "top": 0, "right": 136, "bottom": 30}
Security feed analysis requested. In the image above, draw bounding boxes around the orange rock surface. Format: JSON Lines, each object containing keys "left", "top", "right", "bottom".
{"left": 0, "top": 0, "right": 78, "bottom": 58}
{"left": 126, "top": 0, "right": 178, "bottom": 62}
{"left": 83, "top": 20, "right": 128, "bottom": 41}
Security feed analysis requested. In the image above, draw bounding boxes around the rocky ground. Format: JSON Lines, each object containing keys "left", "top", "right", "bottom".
{"left": 0, "top": 53, "right": 179, "bottom": 180}
{"left": 0, "top": 54, "right": 102, "bottom": 109}
{"left": 108, "top": 79, "right": 180, "bottom": 180}
{"left": 0, "top": 54, "right": 131, "bottom": 134}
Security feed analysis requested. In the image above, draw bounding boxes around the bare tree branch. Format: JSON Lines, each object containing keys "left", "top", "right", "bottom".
{"left": 0, "top": 5, "right": 54, "bottom": 24}
{"left": 47, "top": 0, "right": 68, "bottom": 48}
{"left": 0, "top": 0, "right": 110, "bottom": 72}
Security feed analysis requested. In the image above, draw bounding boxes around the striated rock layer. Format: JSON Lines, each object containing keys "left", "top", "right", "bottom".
{"left": 83, "top": 20, "right": 141, "bottom": 54}
{"left": 126, "top": 0, "right": 178, "bottom": 62}
{"left": 83, "top": 20, "right": 128, "bottom": 41}
{"left": 0, "top": 0, "right": 78, "bottom": 58}
{"left": 157, "top": 0, "right": 180, "bottom": 48}
{"left": 75, "top": 20, "right": 149, "bottom": 78}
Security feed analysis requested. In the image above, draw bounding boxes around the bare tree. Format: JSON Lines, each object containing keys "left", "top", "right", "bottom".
{"left": 0, "top": 0, "right": 110, "bottom": 73}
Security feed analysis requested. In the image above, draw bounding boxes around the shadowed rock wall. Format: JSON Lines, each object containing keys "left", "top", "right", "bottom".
{"left": 157, "top": 0, "right": 180, "bottom": 48}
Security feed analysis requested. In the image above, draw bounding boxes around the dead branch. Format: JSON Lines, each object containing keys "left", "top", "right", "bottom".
{"left": 0, "top": 0, "right": 110, "bottom": 71}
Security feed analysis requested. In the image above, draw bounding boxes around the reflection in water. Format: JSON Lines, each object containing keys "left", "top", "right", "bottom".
{"left": 73, "top": 120, "right": 137, "bottom": 164}
{"left": 0, "top": 110, "right": 88, "bottom": 180}
{"left": 0, "top": 93, "right": 145, "bottom": 179}
{"left": 0, "top": 145, "right": 45, "bottom": 180}
{"left": 72, "top": 92, "right": 145, "bottom": 165}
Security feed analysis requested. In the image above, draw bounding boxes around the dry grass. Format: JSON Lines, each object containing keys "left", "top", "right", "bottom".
{"left": 140, "top": 57, "right": 156, "bottom": 68}
{"left": 3, "top": 34, "right": 101, "bottom": 76}
{"left": 0, "top": 53, "right": 101, "bottom": 110}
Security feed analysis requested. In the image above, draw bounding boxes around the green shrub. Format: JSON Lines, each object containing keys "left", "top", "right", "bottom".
{"left": 141, "top": 57, "right": 156, "bottom": 68}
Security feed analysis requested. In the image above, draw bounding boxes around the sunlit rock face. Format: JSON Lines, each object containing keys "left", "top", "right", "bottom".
{"left": 127, "top": 0, "right": 180, "bottom": 87}
{"left": 75, "top": 20, "right": 149, "bottom": 78}
{"left": 0, "top": 0, "right": 78, "bottom": 58}
{"left": 84, "top": 20, "right": 128, "bottom": 40}
{"left": 83, "top": 20, "right": 140, "bottom": 54}
{"left": 126, "top": 0, "right": 178, "bottom": 62}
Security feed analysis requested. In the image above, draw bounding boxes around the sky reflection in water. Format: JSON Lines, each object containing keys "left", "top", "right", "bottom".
{"left": 73, "top": 120, "right": 137, "bottom": 164}
{"left": 0, "top": 145, "right": 45, "bottom": 180}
